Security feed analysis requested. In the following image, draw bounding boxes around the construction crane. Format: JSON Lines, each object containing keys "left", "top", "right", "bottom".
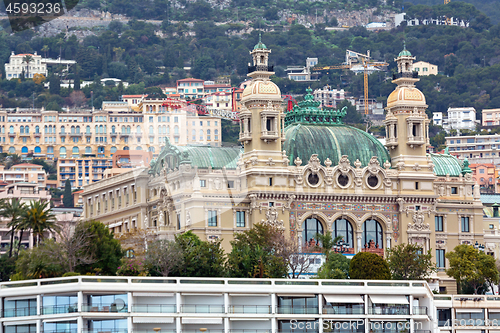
{"left": 312, "top": 50, "right": 388, "bottom": 115}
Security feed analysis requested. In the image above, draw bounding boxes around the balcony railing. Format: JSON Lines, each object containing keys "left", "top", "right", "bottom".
{"left": 82, "top": 330, "right": 127, "bottom": 333}
{"left": 248, "top": 65, "right": 274, "bottom": 73}
{"left": 82, "top": 303, "right": 128, "bottom": 313}
{"left": 412, "top": 306, "right": 427, "bottom": 315}
{"left": 131, "top": 304, "right": 176, "bottom": 313}
{"left": 229, "top": 305, "right": 272, "bottom": 314}
{"left": 276, "top": 306, "right": 319, "bottom": 314}
{"left": 42, "top": 304, "right": 78, "bottom": 315}
{"left": 3, "top": 307, "right": 37, "bottom": 317}
{"left": 368, "top": 306, "right": 410, "bottom": 315}
{"left": 392, "top": 72, "right": 418, "bottom": 80}
{"left": 228, "top": 330, "right": 271, "bottom": 333}
{"left": 323, "top": 305, "right": 364, "bottom": 315}
{"left": 180, "top": 304, "right": 224, "bottom": 313}
{"left": 43, "top": 330, "right": 78, "bottom": 333}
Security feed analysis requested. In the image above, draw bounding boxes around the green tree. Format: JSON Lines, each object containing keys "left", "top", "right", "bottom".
{"left": 22, "top": 55, "right": 34, "bottom": 79}
{"left": 349, "top": 252, "right": 391, "bottom": 280}
{"left": 23, "top": 200, "right": 59, "bottom": 247}
{"left": 386, "top": 243, "right": 437, "bottom": 280}
{"left": 145, "top": 239, "right": 183, "bottom": 277}
{"left": 0, "top": 198, "right": 27, "bottom": 257}
{"left": 49, "top": 75, "right": 61, "bottom": 95}
{"left": 63, "top": 179, "right": 73, "bottom": 208}
{"left": 0, "top": 255, "right": 16, "bottom": 281}
{"left": 316, "top": 252, "right": 350, "bottom": 279}
{"left": 14, "top": 239, "right": 66, "bottom": 279}
{"left": 74, "top": 220, "right": 123, "bottom": 275}
{"left": 446, "top": 244, "right": 499, "bottom": 294}
{"left": 226, "top": 223, "right": 288, "bottom": 278}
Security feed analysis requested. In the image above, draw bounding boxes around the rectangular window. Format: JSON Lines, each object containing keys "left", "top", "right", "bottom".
{"left": 461, "top": 217, "right": 470, "bottom": 232}
{"left": 208, "top": 210, "right": 217, "bottom": 227}
{"left": 177, "top": 213, "right": 181, "bottom": 229}
{"left": 227, "top": 181, "right": 234, "bottom": 189}
{"left": 269, "top": 177, "right": 273, "bottom": 186}
{"left": 236, "top": 211, "right": 245, "bottom": 227}
{"left": 435, "top": 216, "right": 443, "bottom": 232}
{"left": 436, "top": 249, "right": 445, "bottom": 268}
{"left": 200, "top": 179, "right": 206, "bottom": 187}
{"left": 415, "top": 182, "right": 419, "bottom": 190}
{"left": 451, "top": 187, "right": 458, "bottom": 194}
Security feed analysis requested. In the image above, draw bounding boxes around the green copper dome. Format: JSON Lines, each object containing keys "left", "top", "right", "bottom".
{"left": 283, "top": 124, "right": 391, "bottom": 167}
{"left": 253, "top": 33, "right": 267, "bottom": 50}
{"left": 428, "top": 153, "right": 463, "bottom": 177}
{"left": 398, "top": 42, "right": 412, "bottom": 57}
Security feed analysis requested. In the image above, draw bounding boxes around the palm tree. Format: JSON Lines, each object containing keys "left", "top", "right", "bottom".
{"left": 315, "top": 230, "right": 343, "bottom": 256}
{"left": 0, "top": 198, "right": 27, "bottom": 257}
{"left": 41, "top": 45, "right": 49, "bottom": 58}
{"left": 23, "top": 200, "right": 59, "bottom": 247}
{"left": 22, "top": 55, "right": 34, "bottom": 79}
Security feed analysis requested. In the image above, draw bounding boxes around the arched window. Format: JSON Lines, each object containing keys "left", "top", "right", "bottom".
{"left": 9, "top": 147, "right": 15, "bottom": 153}
{"left": 207, "top": 129, "right": 211, "bottom": 135}
{"left": 85, "top": 146, "right": 92, "bottom": 154}
{"left": 149, "top": 126, "right": 154, "bottom": 135}
{"left": 110, "top": 146, "right": 117, "bottom": 154}
{"left": 136, "top": 126, "right": 141, "bottom": 134}
{"left": 123, "top": 146, "right": 129, "bottom": 150}
{"left": 302, "top": 217, "right": 323, "bottom": 246}
{"left": 162, "top": 125, "right": 166, "bottom": 134}
{"left": 86, "top": 126, "right": 91, "bottom": 134}
{"left": 35, "top": 125, "right": 39, "bottom": 134}
{"left": 127, "top": 126, "right": 131, "bottom": 134}
{"left": 25, "top": 126, "right": 29, "bottom": 134}
{"left": 122, "top": 126, "right": 126, "bottom": 134}
{"left": 59, "top": 146, "right": 66, "bottom": 157}
{"left": 112, "top": 126, "right": 116, "bottom": 134}
{"left": 103, "top": 126, "right": 106, "bottom": 134}
{"left": 72, "top": 147, "right": 79, "bottom": 155}
{"left": 20, "top": 126, "right": 24, "bottom": 134}
{"left": 148, "top": 147, "right": 155, "bottom": 153}
{"left": 174, "top": 126, "right": 179, "bottom": 135}
{"left": 34, "top": 146, "right": 41, "bottom": 154}
{"left": 76, "top": 126, "right": 80, "bottom": 134}
{"left": 332, "top": 218, "right": 354, "bottom": 248}
{"left": 136, "top": 146, "right": 142, "bottom": 150}
{"left": 71, "top": 126, "right": 75, "bottom": 134}
{"left": 199, "top": 129, "right": 203, "bottom": 140}
{"left": 21, "top": 146, "right": 28, "bottom": 154}
{"left": 98, "top": 147, "right": 104, "bottom": 154}
{"left": 47, "top": 147, "right": 54, "bottom": 154}
{"left": 99, "top": 125, "right": 103, "bottom": 134}
{"left": 158, "top": 125, "right": 162, "bottom": 134}
{"left": 167, "top": 126, "right": 170, "bottom": 135}
{"left": 362, "top": 219, "right": 383, "bottom": 249}
{"left": 10, "top": 126, "right": 14, "bottom": 134}
{"left": 60, "top": 126, "right": 65, "bottom": 134}
{"left": 215, "top": 129, "right": 219, "bottom": 135}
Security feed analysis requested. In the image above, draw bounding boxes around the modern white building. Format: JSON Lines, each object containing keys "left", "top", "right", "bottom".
{"left": 445, "top": 107, "right": 478, "bottom": 131}
{"left": 313, "top": 86, "right": 347, "bottom": 108}
{"left": 4, "top": 52, "right": 47, "bottom": 79}
{"left": 0, "top": 276, "right": 436, "bottom": 333}
{"left": 285, "top": 57, "right": 319, "bottom": 81}
{"left": 433, "top": 112, "right": 443, "bottom": 126}
{"left": 446, "top": 134, "right": 500, "bottom": 164}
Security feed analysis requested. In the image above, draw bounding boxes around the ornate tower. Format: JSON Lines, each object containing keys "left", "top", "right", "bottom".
{"left": 384, "top": 45, "right": 432, "bottom": 172}
{"left": 239, "top": 34, "right": 285, "bottom": 160}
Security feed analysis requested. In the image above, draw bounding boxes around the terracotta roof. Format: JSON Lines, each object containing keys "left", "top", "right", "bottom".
{"left": 122, "top": 95, "right": 147, "bottom": 98}
{"left": 177, "top": 78, "right": 204, "bottom": 82}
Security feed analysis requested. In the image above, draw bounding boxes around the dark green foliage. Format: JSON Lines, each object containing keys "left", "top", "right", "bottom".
{"left": 31, "top": 159, "right": 56, "bottom": 174}
{"left": 221, "top": 119, "right": 239, "bottom": 144}
{"left": 63, "top": 179, "right": 73, "bottom": 208}
{"left": 226, "top": 224, "right": 288, "bottom": 278}
{"left": 387, "top": 243, "right": 437, "bottom": 280}
{"left": 173, "top": 231, "right": 226, "bottom": 277}
{"left": 0, "top": 255, "right": 16, "bottom": 281}
{"left": 349, "top": 252, "right": 391, "bottom": 280}
{"left": 49, "top": 75, "right": 60, "bottom": 95}
{"left": 316, "top": 252, "right": 350, "bottom": 279}
{"left": 74, "top": 220, "right": 123, "bottom": 275}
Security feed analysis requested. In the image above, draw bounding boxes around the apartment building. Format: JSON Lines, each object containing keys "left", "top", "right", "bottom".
{"left": 0, "top": 164, "right": 46, "bottom": 189}
{"left": 177, "top": 78, "right": 205, "bottom": 99}
{"left": 4, "top": 52, "right": 47, "bottom": 79}
{"left": 433, "top": 112, "right": 443, "bottom": 126}
{"left": 482, "top": 109, "right": 500, "bottom": 127}
{"left": 57, "top": 157, "right": 113, "bottom": 188}
{"left": 313, "top": 86, "right": 347, "bottom": 108}
{"left": 412, "top": 61, "right": 438, "bottom": 76}
{"left": 285, "top": 57, "right": 319, "bottom": 81}
{"left": 445, "top": 107, "right": 478, "bottom": 131}
{"left": 468, "top": 163, "right": 497, "bottom": 191}
{"left": 446, "top": 134, "right": 500, "bottom": 164}
{"left": 121, "top": 95, "right": 147, "bottom": 111}
{"left": 0, "top": 275, "right": 436, "bottom": 333}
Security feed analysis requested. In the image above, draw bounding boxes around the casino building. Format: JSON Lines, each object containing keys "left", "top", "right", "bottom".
{"left": 83, "top": 41, "right": 484, "bottom": 293}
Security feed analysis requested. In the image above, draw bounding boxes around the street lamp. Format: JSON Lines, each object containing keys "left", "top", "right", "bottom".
{"left": 333, "top": 238, "right": 349, "bottom": 254}
{"left": 474, "top": 241, "right": 485, "bottom": 252}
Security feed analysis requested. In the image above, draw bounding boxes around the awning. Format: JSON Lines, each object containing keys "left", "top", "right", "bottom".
{"left": 455, "top": 308, "right": 483, "bottom": 313}
{"left": 133, "top": 317, "right": 174, "bottom": 324}
{"left": 369, "top": 295, "right": 409, "bottom": 304}
{"left": 181, "top": 318, "right": 222, "bottom": 324}
{"left": 324, "top": 295, "right": 363, "bottom": 303}
{"left": 108, "top": 222, "right": 122, "bottom": 228}
{"left": 488, "top": 309, "right": 500, "bottom": 313}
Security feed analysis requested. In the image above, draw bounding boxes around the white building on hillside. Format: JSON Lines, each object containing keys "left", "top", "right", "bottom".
{"left": 445, "top": 107, "right": 478, "bottom": 131}
{"left": 4, "top": 52, "right": 47, "bottom": 79}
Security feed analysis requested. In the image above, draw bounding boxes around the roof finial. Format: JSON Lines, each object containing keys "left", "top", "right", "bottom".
{"left": 259, "top": 32, "right": 262, "bottom": 43}
{"left": 403, "top": 40, "right": 406, "bottom": 50}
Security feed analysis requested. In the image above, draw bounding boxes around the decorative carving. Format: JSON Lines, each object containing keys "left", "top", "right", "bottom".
{"left": 338, "top": 155, "right": 351, "bottom": 176}
{"left": 308, "top": 154, "right": 321, "bottom": 173}
{"left": 429, "top": 199, "right": 440, "bottom": 216}
{"left": 250, "top": 157, "right": 258, "bottom": 166}
{"left": 214, "top": 178, "right": 222, "bottom": 190}
{"left": 158, "top": 211, "right": 165, "bottom": 226}
{"left": 465, "top": 173, "right": 473, "bottom": 181}
{"left": 294, "top": 157, "right": 302, "bottom": 167}
{"left": 354, "top": 159, "right": 362, "bottom": 169}
{"left": 282, "top": 150, "right": 290, "bottom": 166}
{"left": 383, "top": 160, "right": 391, "bottom": 170}
{"left": 367, "top": 156, "right": 380, "bottom": 175}
{"left": 396, "top": 160, "right": 405, "bottom": 171}
{"left": 325, "top": 158, "right": 332, "bottom": 168}
{"left": 186, "top": 211, "right": 191, "bottom": 226}
{"left": 397, "top": 198, "right": 406, "bottom": 213}
{"left": 266, "top": 158, "right": 275, "bottom": 166}
{"left": 249, "top": 194, "right": 258, "bottom": 214}
{"left": 143, "top": 215, "right": 149, "bottom": 228}
{"left": 262, "top": 206, "right": 284, "bottom": 229}
{"left": 408, "top": 211, "right": 430, "bottom": 231}
{"left": 285, "top": 194, "right": 296, "bottom": 211}
{"left": 412, "top": 163, "right": 421, "bottom": 171}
